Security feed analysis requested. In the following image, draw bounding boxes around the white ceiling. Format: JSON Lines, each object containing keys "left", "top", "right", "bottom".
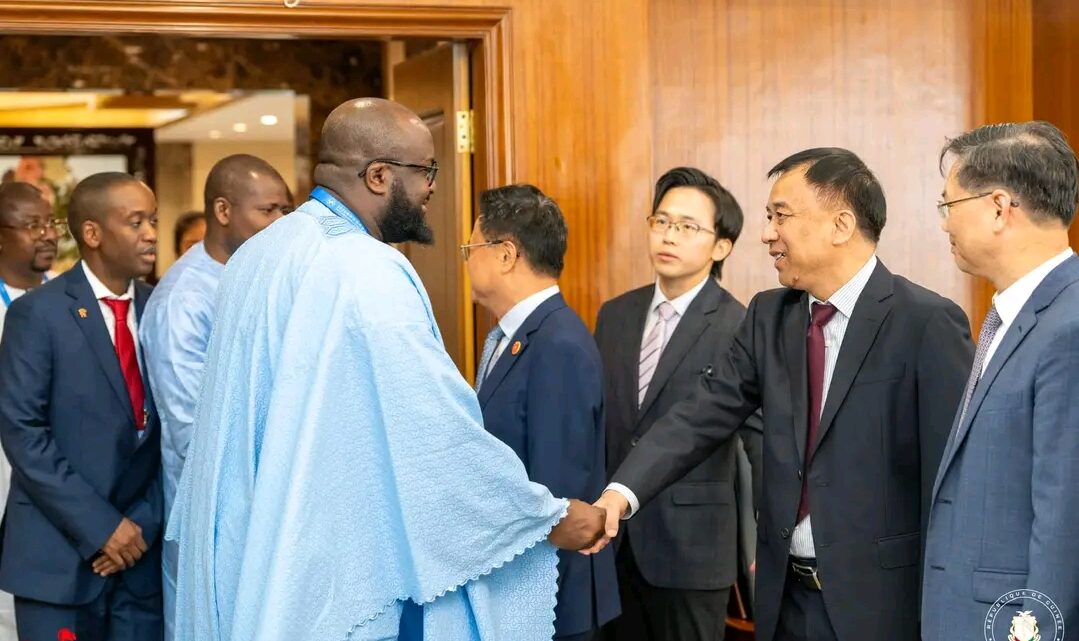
{"left": 155, "top": 92, "right": 296, "bottom": 143}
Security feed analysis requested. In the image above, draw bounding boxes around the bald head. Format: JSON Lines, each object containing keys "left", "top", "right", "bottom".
{"left": 202, "top": 154, "right": 290, "bottom": 260}
{"left": 0, "top": 182, "right": 47, "bottom": 226}
{"left": 318, "top": 98, "right": 431, "bottom": 169}
{"left": 204, "top": 154, "right": 287, "bottom": 214}
{"left": 311, "top": 98, "right": 437, "bottom": 244}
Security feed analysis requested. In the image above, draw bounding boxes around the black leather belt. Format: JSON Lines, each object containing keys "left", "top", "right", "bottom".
{"left": 789, "top": 556, "right": 822, "bottom": 591}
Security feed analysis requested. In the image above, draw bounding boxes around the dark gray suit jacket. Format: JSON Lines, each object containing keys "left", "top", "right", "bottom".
{"left": 595, "top": 278, "right": 762, "bottom": 591}
{"left": 922, "top": 255, "right": 1079, "bottom": 641}
{"left": 611, "top": 262, "right": 973, "bottom": 641}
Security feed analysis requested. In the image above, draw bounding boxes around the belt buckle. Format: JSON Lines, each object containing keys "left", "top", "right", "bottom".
{"left": 791, "top": 560, "right": 822, "bottom": 590}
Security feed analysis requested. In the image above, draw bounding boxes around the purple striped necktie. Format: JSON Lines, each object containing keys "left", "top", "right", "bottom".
{"left": 638, "top": 301, "right": 677, "bottom": 407}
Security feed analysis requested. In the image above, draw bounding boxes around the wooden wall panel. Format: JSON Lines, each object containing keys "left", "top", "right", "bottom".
{"left": 650, "top": 0, "right": 987, "bottom": 313}
{"left": 969, "top": 0, "right": 1034, "bottom": 328}
{"left": 0, "top": 0, "right": 1051, "bottom": 330}
{"left": 1033, "top": 0, "right": 1079, "bottom": 251}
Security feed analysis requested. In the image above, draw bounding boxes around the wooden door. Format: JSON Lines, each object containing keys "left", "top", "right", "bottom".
{"left": 392, "top": 42, "right": 475, "bottom": 380}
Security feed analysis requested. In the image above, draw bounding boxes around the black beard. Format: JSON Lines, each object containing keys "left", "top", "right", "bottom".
{"left": 379, "top": 180, "right": 433, "bottom": 245}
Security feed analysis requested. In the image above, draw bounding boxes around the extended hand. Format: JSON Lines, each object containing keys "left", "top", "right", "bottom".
{"left": 580, "top": 490, "right": 629, "bottom": 555}
{"left": 548, "top": 499, "right": 607, "bottom": 550}
{"left": 100, "top": 517, "right": 147, "bottom": 570}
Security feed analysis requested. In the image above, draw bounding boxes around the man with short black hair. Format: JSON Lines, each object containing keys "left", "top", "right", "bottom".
{"left": 464, "top": 184, "right": 620, "bottom": 641}
{"left": 591, "top": 148, "right": 974, "bottom": 641}
{"left": 173, "top": 211, "right": 205, "bottom": 257}
{"left": 141, "top": 153, "right": 290, "bottom": 641}
{"left": 0, "top": 181, "right": 59, "bottom": 641}
{"left": 924, "top": 121, "right": 1079, "bottom": 641}
{"left": 0, "top": 182, "right": 57, "bottom": 336}
{"left": 594, "top": 167, "right": 759, "bottom": 641}
{"left": 0, "top": 172, "right": 162, "bottom": 641}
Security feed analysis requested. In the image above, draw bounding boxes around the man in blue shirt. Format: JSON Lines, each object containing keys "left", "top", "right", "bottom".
{"left": 140, "top": 154, "right": 290, "bottom": 641}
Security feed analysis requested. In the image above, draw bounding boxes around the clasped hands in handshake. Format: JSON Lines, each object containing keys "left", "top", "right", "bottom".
{"left": 546, "top": 490, "right": 632, "bottom": 555}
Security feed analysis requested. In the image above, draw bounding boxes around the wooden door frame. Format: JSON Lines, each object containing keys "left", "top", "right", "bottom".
{"left": 0, "top": 1, "right": 513, "bottom": 199}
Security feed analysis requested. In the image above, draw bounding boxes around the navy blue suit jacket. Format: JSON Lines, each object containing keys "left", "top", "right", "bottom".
{"left": 478, "top": 293, "right": 620, "bottom": 636}
{"left": 0, "top": 262, "right": 162, "bottom": 605}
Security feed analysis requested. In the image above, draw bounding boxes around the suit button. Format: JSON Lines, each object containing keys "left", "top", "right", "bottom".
{"left": 780, "top": 527, "right": 791, "bottom": 539}
{"left": 797, "top": 470, "right": 803, "bottom": 480}
{"left": 630, "top": 437, "right": 639, "bottom": 447}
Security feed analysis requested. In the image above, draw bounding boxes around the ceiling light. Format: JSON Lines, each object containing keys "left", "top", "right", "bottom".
{"left": 209, "top": 130, "right": 222, "bottom": 139}
{"left": 259, "top": 114, "right": 279, "bottom": 126}
{"left": 232, "top": 122, "right": 248, "bottom": 133}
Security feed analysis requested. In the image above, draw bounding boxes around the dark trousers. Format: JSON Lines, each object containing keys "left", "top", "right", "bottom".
{"left": 14, "top": 579, "right": 162, "bottom": 641}
{"left": 775, "top": 565, "right": 838, "bottom": 641}
{"left": 557, "top": 631, "right": 595, "bottom": 641}
{"left": 603, "top": 541, "right": 729, "bottom": 641}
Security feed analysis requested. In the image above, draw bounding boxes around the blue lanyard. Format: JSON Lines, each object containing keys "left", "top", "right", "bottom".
{"left": 310, "top": 186, "right": 369, "bottom": 235}
{"left": 0, "top": 273, "right": 48, "bottom": 308}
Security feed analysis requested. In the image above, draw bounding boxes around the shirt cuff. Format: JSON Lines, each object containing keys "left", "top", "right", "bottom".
{"left": 605, "top": 482, "right": 640, "bottom": 520}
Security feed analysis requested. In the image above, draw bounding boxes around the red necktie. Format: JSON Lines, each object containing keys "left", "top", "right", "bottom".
{"left": 797, "top": 301, "right": 837, "bottom": 522}
{"left": 102, "top": 298, "right": 145, "bottom": 431}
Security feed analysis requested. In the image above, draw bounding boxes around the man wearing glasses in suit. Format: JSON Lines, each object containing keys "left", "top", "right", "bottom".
{"left": 594, "top": 167, "right": 761, "bottom": 641}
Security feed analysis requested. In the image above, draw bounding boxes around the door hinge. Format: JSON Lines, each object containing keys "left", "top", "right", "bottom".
{"left": 455, "top": 110, "right": 474, "bottom": 154}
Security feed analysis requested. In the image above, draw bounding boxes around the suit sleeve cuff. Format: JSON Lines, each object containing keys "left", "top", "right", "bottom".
{"left": 605, "top": 482, "right": 640, "bottom": 519}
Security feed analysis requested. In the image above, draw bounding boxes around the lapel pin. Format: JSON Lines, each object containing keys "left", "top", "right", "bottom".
{"left": 511, "top": 340, "right": 522, "bottom": 356}
{"left": 78, "top": 308, "right": 88, "bottom": 318}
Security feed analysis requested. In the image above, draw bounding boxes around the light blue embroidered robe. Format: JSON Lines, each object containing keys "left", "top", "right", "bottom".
{"left": 167, "top": 198, "right": 567, "bottom": 641}
{"left": 140, "top": 241, "right": 224, "bottom": 641}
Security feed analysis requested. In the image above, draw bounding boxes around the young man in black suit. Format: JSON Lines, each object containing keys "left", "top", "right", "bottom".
{"left": 594, "top": 167, "right": 761, "bottom": 641}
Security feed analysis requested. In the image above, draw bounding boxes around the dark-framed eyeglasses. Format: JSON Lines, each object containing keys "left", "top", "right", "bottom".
{"left": 647, "top": 214, "right": 716, "bottom": 237}
{"left": 360, "top": 159, "right": 439, "bottom": 186}
{"left": 459, "top": 239, "right": 505, "bottom": 261}
{"left": 0, "top": 219, "right": 68, "bottom": 239}
{"left": 936, "top": 192, "right": 992, "bottom": 219}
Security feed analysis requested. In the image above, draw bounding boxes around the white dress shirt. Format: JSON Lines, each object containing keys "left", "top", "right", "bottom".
{"left": 483, "top": 285, "right": 561, "bottom": 378}
{"left": 82, "top": 262, "right": 143, "bottom": 369}
{"left": 606, "top": 274, "right": 715, "bottom": 519}
{"left": 982, "top": 248, "right": 1074, "bottom": 375}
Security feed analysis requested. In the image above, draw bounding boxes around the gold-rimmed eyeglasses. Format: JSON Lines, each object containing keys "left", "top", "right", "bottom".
{"left": 0, "top": 219, "right": 68, "bottom": 239}
{"left": 459, "top": 239, "right": 505, "bottom": 261}
{"left": 647, "top": 214, "right": 716, "bottom": 237}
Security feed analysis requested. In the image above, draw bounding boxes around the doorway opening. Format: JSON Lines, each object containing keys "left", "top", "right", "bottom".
{"left": 0, "top": 4, "right": 514, "bottom": 380}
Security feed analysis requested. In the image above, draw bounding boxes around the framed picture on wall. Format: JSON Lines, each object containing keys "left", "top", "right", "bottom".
{"left": 0, "top": 127, "right": 155, "bottom": 273}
